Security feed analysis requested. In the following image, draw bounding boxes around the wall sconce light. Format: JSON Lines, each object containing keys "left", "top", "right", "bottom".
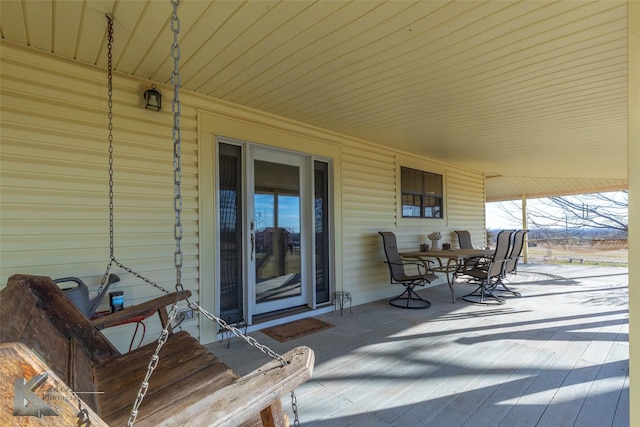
{"left": 141, "top": 85, "right": 161, "bottom": 111}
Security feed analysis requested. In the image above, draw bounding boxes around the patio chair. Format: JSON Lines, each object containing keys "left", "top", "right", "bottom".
{"left": 505, "top": 230, "right": 528, "bottom": 275}
{"left": 468, "top": 229, "right": 515, "bottom": 270}
{"left": 492, "top": 229, "right": 529, "bottom": 297}
{"left": 379, "top": 231, "right": 438, "bottom": 309}
{"left": 453, "top": 230, "right": 483, "bottom": 275}
{"left": 460, "top": 229, "right": 514, "bottom": 304}
{"left": 455, "top": 230, "right": 474, "bottom": 249}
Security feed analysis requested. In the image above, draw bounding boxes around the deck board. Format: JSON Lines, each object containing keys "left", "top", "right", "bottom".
{"left": 207, "top": 264, "right": 629, "bottom": 427}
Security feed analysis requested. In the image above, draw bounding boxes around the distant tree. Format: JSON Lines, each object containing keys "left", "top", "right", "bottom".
{"left": 495, "top": 191, "right": 628, "bottom": 238}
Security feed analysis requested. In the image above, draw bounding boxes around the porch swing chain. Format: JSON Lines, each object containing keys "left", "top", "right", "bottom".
{"left": 100, "top": 14, "right": 172, "bottom": 297}
{"left": 123, "top": 2, "right": 300, "bottom": 425}
{"left": 125, "top": 5, "right": 183, "bottom": 423}
{"left": 102, "top": 10, "right": 286, "bottom": 364}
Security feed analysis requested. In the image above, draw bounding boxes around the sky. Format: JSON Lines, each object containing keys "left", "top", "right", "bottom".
{"left": 255, "top": 191, "right": 627, "bottom": 232}
{"left": 485, "top": 191, "right": 628, "bottom": 230}
{"left": 254, "top": 194, "right": 300, "bottom": 232}
{"left": 485, "top": 202, "right": 524, "bottom": 229}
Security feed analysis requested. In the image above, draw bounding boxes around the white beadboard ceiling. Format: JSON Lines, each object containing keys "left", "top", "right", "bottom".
{"left": 0, "top": 0, "right": 628, "bottom": 201}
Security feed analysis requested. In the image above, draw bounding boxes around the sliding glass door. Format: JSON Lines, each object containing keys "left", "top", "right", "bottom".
{"left": 217, "top": 139, "right": 331, "bottom": 323}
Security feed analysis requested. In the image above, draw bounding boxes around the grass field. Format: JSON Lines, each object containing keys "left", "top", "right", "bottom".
{"left": 525, "top": 245, "right": 628, "bottom": 267}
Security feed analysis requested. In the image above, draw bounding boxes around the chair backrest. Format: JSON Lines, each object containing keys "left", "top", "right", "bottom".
{"left": 455, "top": 230, "right": 473, "bottom": 249}
{"left": 486, "top": 230, "right": 514, "bottom": 278}
{"left": 493, "top": 229, "right": 515, "bottom": 261}
{"left": 493, "top": 230, "right": 515, "bottom": 260}
{"left": 505, "top": 230, "right": 528, "bottom": 273}
{"left": 379, "top": 231, "right": 406, "bottom": 280}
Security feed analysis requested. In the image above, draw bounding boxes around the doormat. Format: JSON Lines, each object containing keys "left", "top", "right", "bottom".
{"left": 260, "top": 317, "right": 333, "bottom": 343}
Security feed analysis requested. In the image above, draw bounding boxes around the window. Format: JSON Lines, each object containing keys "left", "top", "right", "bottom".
{"left": 314, "top": 160, "right": 331, "bottom": 304}
{"left": 401, "top": 166, "right": 443, "bottom": 218}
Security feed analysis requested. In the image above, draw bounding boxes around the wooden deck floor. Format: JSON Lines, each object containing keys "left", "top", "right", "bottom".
{"left": 207, "top": 264, "right": 629, "bottom": 427}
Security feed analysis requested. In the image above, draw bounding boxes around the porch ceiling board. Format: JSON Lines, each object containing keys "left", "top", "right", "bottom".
{"left": 0, "top": 0, "right": 628, "bottom": 201}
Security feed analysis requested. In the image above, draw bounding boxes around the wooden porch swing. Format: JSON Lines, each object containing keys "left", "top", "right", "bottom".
{"left": 0, "top": 275, "right": 313, "bottom": 426}
{"left": 0, "top": 3, "right": 313, "bottom": 425}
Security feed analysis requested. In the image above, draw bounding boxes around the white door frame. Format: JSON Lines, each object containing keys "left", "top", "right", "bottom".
{"left": 248, "top": 145, "right": 312, "bottom": 317}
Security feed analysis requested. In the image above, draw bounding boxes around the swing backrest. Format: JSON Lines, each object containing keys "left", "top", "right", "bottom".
{"left": 0, "top": 274, "right": 314, "bottom": 426}
{"left": 0, "top": 274, "right": 117, "bottom": 412}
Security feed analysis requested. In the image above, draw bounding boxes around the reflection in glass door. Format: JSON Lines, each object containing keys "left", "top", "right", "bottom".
{"left": 254, "top": 190, "right": 301, "bottom": 301}
{"left": 253, "top": 156, "right": 306, "bottom": 314}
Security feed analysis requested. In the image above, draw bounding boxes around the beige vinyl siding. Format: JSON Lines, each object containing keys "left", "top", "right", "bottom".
{"left": 0, "top": 42, "right": 199, "bottom": 351}
{"left": 339, "top": 140, "right": 485, "bottom": 305}
{"left": 2, "top": 41, "right": 485, "bottom": 347}
{"left": 445, "top": 167, "right": 487, "bottom": 248}
{"left": 341, "top": 145, "right": 397, "bottom": 303}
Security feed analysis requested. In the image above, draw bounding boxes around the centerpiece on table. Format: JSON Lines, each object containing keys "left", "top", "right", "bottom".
{"left": 428, "top": 232, "right": 441, "bottom": 250}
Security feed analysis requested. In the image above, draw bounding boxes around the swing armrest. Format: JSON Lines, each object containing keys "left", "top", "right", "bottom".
{"left": 91, "top": 290, "right": 192, "bottom": 330}
{"left": 156, "top": 346, "right": 315, "bottom": 427}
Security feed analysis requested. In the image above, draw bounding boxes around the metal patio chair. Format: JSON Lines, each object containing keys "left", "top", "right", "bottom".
{"left": 491, "top": 229, "right": 529, "bottom": 297}
{"left": 453, "top": 230, "right": 482, "bottom": 276}
{"left": 455, "top": 230, "right": 474, "bottom": 249}
{"left": 460, "top": 229, "right": 514, "bottom": 304}
{"left": 379, "top": 231, "right": 438, "bottom": 309}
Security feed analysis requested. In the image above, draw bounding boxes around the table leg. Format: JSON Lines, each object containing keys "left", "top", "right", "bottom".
{"left": 446, "top": 258, "right": 457, "bottom": 303}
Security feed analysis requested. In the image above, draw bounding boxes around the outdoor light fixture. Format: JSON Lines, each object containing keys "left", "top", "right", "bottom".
{"left": 141, "top": 85, "right": 161, "bottom": 111}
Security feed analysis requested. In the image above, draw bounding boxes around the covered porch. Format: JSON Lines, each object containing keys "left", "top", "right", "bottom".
{"left": 210, "top": 263, "right": 629, "bottom": 426}
{"left": 0, "top": 1, "right": 637, "bottom": 424}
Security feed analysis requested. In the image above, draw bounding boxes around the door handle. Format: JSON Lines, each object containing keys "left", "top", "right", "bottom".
{"left": 250, "top": 233, "right": 255, "bottom": 261}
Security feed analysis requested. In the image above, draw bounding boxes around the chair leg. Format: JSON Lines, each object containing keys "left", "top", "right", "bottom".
{"left": 389, "top": 285, "right": 431, "bottom": 309}
{"left": 461, "top": 280, "right": 505, "bottom": 305}
{"left": 491, "top": 277, "right": 521, "bottom": 297}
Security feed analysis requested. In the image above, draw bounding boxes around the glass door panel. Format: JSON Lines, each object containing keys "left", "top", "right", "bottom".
{"left": 252, "top": 153, "right": 306, "bottom": 314}
{"left": 218, "top": 143, "right": 244, "bottom": 324}
{"left": 314, "top": 160, "right": 330, "bottom": 304}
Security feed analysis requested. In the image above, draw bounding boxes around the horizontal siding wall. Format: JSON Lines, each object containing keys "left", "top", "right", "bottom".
{"left": 341, "top": 145, "right": 398, "bottom": 304}
{"left": 340, "top": 140, "right": 486, "bottom": 306}
{"left": 446, "top": 166, "right": 487, "bottom": 248}
{"left": 1, "top": 42, "right": 486, "bottom": 347}
{"left": 0, "top": 42, "right": 199, "bottom": 351}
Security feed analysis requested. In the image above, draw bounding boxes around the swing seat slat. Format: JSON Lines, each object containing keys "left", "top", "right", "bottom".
{"left": 0, "top": 274, "right": 314, "bottom": 426}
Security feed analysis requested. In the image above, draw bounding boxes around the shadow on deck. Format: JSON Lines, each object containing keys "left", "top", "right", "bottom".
{"left": 207, "top": 264, "right": 629, "bottom": 427}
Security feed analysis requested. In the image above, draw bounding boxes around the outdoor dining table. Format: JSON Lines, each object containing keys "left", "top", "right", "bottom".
{"left": 399, "top": 248, "right": 493, "bottom": 303}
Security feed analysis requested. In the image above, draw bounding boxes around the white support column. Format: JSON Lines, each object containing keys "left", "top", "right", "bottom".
{"left": 628, "top": 2, "right": 639, "bottom": 425}
{"left": 521, "top": 195, "right": 528, "bottom": 263}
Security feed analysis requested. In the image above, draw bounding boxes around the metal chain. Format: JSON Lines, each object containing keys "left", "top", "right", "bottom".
{"left": 108, "top": 2, "right": 300, "bottom": 424}
{"left": 106, "top": 14, "right": 114, "bottom": 264}
{"left": 188, "top": 301, "right": 287, "bottom": 365}
{"left": 127, "top": 3, "right": 183, "bottom": 424}
{"left": 113, "top": 259, "right": 172, "bottom": 294}
{"left": 291, "top": 390, "right": 299, "bottom": 427}
{"left": 171, "top": 0, "right": 183, "bottom": 292}
{"left": 101, "top": 15, "right": 171, "bottom": 298}
{"left": 76, "top": 391, "right": 91, "bottom": 426}
{"left": 126, "top": 304, "right": 180, "bottom": 427}
{"left": 100, "top": 14, "right": 116, "bottom": 296}
{"left": 188, "top": 300, "right": 300, "bottom": 425}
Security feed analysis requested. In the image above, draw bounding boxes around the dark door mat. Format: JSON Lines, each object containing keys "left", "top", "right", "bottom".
{"left": 260, "top": 317, "right": 333, "bottom": 343}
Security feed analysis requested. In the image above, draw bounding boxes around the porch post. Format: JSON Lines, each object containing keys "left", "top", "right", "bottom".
{"left": 627, "top": 2, "right": 639, "bottom": 426}
{"left": 521, "top": 194, "right": 528, "bottom": 264}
